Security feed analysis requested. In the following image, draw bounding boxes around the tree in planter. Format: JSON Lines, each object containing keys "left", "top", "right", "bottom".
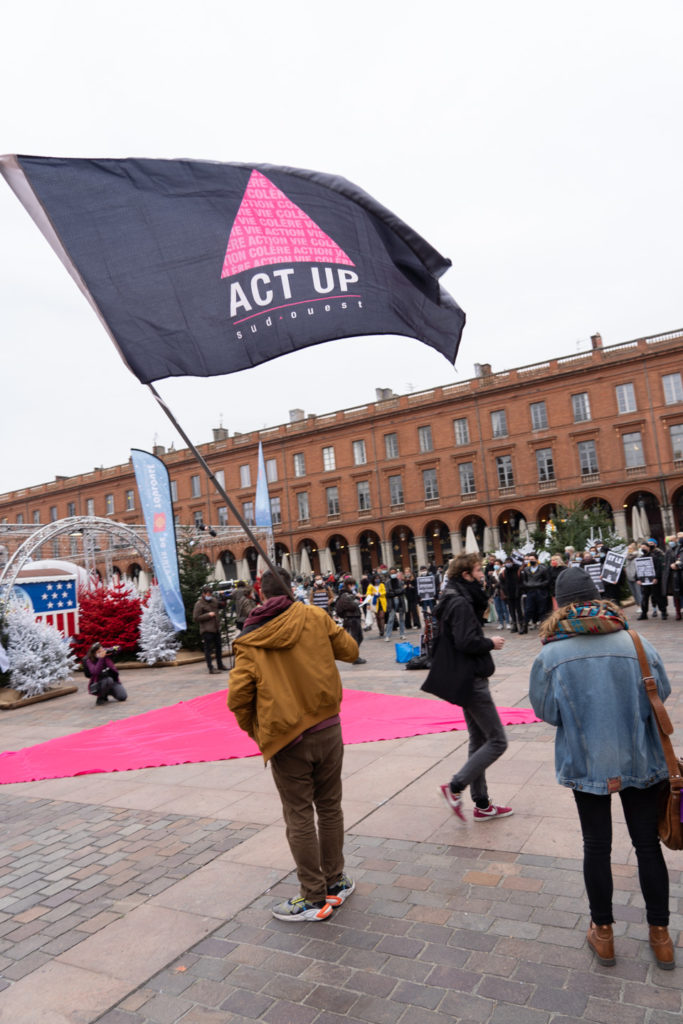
{"left": 177, "top": 530, "right": 213, "bottom": 650}
{"left": 531, "top": 501, "right": 624, "bottom": 556}
{"left": 4, "top": 603, "right": 77, "bottom": 697}
{"left": 71, "top": 578, "right": 145, "bottom": 660}
{"left": 137, "top": 586, "right": 180, "bottom": 665}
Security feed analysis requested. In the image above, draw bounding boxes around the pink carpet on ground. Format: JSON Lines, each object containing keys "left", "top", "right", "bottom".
{"left": 0, "top": 689, "right": 540, "bottom": 785}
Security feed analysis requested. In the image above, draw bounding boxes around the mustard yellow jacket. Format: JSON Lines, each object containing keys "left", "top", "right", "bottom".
{"left": 228, "top": 602, "right": 358, "bottom": 762}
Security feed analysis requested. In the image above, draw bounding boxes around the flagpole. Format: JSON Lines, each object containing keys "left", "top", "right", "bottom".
{"left": 147, "top": 384, "right": 293, "bottom": 599}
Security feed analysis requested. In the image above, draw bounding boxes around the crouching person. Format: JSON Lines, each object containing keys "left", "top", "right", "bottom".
{"left": 84, "top": 643, "right": 127, "bottom": 705}
{"left": 228, "top": 567, "right": 359, "bottom": 921}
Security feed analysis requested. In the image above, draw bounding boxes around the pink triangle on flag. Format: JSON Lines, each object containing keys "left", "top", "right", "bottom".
{"left": 221, "top": 170, "right": 355, "bottom": 278}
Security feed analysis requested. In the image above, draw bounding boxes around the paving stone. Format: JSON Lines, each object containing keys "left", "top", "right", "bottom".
{"left": 218, "top": 987, "right": 275, "bottom": 1018}
{"left": 261, "top": 1001, "right": 319, "bottom": 1024}
{"left": 391, "top": 978, "right": 445, "bottom": 1009}
{"left": 529, "top": 984, "right": 589, "bottom": 1016}
{"left": 138, "top": 991, "right": 194, "bottom": 1023}
{"left": 583, "top": 997, "right": 648, "bottom": 1023}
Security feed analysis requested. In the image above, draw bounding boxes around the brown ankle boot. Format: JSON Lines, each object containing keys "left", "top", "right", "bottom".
{"left": 587, "top": 921, "right": 615, "bottom": 965}
{"left": 649, "top": 926, "right": 675, "bottom": 970}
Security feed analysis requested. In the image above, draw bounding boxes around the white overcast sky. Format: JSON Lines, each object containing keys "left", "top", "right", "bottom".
{"left": 1, "top": 1, "right": 682, "bottom": 494}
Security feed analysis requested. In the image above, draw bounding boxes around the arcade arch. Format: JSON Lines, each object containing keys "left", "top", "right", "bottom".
{"left": 389, "top": 525, "right": 415, "bottom": 570}
{"left": 424, "top": 520, "right": 451, "bottom": 566}
{"left": 358, "top": 530, "right": 382, "bottom": 574}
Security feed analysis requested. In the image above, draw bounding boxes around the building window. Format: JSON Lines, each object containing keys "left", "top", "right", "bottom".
{"left": 423, "top": 468, "right": 439, "bottom": 500}
{"left": 491, "top": 410, "right": 508, "bottom": 438}
{"left": 623, "top": 431, "right": 645, "bottom": 469}
{"left": 239, "top": 465, "right": 251, "bottom": 488}
{"left": 214, "top": 469, "right": 225, "bottom": 490}
{"left": 616, "top": 382, "right": 637, "bottom": 414}
{"left": 297, "top": 492, "right": 309, "bottom": 521}
{"left": 496, "top": 455, "right": 514, "bottom": 488}
{"left": 105, "top": 494, "right": 114, "bottom": 515}
{"left": 270, "top": 496, "right": 282, "bottom": 525}
{"left": 242, "top": 501, "right": 254, "bottom": 526}
{"left": 170, "top": 480, "right": 178, "bottom": 503}
{"left": 266, "top": 459, "right": 278, "bottom": 483}
{"left": 663, "top": 373, "right": 683, "bottom": 405}
{"left": 352, "top": 439, "right": 367, "bottom": 465}
{"left": 52, "top": 539, "right": 60, "bottom": 557}
{"left": 322, "top": 446, "right": 336, "bottom": 471}
{"left": 49, "top": 505, "right": 58, "bottom": 522}
{"left": 190, "top": 474, "right": 201, "bottom": 497}
{"left": 218, "top": 506, "right": 229, "bottom": 526}
{"left": 418, "top": 425, "right": 433, "bottom": 453}
{"left": 326, "top": 486, "right": 340, "bottom": 516}
{"left": 193, "top": 510, "right": 204, "bottom": 528}
{"left": 670, "top": 424, "right": 683, "bottom": 461}
{"left": 384, "top": 433, "right": 399, "bottom": 459}
{"left": 67, "top": 501, "right": 76, "bottom": 517}
{"left": 357, "top": 480, "right": 371, "bottom": 511}
{"left": 389, "top": 474, "right": 404, "bottom": 506}
{"left": 530, "top": 401, "right": 548, "bottom": 431}
{"left": 572, "top": 392, "right": 591, "bottom": 423}
{"left": 453, "top": 418, "right": 470, "bottom": 446}
{"left": 293, "top": 452, "right": 306, "bottom": 477}
{"left": 459, "top": 462, "right": 476, "bottom": 495}
{"left": 32, "top": 510, "right": 41, "bottom": 524}
{"left": 86, "top": 498, "right": 95, "bottom": 516}
{"left": 536, "top": 448, "right": 555, "bottom": 482}
{"left": 16, "top": 512, "right": 24, "bottom": 525}
{"left": 578, "top": 440, "right": 599, "bottom": 475}
{"left": 125, "top": 489, "right": 135, "bottom": 511}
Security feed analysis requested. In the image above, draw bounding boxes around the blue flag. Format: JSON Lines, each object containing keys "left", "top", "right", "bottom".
{"left": 254, "top": 442, "right": 272, "bottom": 529}
{"left": 0, "top": 156, "right": 466, "bottom": 383}
{"left": 131, "top": 449, "right": 186, "bottom": 631}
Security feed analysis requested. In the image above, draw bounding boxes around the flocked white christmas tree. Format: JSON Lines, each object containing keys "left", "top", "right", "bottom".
{"left": 137, "top": 586, "right": 180, "bottom": 665}
{"left": 5, "top": 603, "right": 77, "bottom": 697}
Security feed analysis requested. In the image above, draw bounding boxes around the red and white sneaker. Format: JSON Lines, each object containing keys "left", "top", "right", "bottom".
{"left": 472, "top": 804, "right": 513, "bottom": 822}
{"left": 439, "top": 784, "right": 466, "bottom": 822}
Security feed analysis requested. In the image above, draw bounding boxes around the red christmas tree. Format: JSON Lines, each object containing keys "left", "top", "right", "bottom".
{"left": 72, "top": 580, "right": 146, "bottom": 659}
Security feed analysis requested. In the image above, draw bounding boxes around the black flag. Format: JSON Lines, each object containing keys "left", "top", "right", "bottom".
{"left": 0, "top": 155, "right": 465, "bottom": 383}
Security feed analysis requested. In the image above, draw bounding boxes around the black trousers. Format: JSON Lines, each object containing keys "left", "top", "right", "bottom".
{"left": 202, "top": 631, "right": 225, "bottom": 670}
{"left": 573, "top": 785, "right": 669, "bottom": 926}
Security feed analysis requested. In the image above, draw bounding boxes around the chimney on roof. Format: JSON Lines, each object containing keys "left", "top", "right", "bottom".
{"left": 590, "top": 332, "right": 603, "bottom": 350}
{"left": 212, "top": 427, "right": 229, "bottom": 441}
{"left": 153, "top": 445, "right": 166, "bottom": 457}
{"left": 474, "top": 363, "right": 492, "bottom": 378}
{"left": 375, "top": 388, "right": 395, "bottom": 401}
{"left": 289, "top": 409, "right": 305, "bottom": 422}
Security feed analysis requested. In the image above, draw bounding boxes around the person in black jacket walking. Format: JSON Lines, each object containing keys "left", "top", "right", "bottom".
{"left": 434, "top": 554, "right": 512, "bottom": 822}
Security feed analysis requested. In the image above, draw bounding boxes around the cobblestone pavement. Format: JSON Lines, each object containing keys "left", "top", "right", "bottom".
{"left": 0, "top": 616, "right": 681, "bottom": 1023}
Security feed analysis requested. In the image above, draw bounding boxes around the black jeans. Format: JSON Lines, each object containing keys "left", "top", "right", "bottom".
{"left": 450, "top": 677, "right": 508, "bottom": 806}
{"left": 202, "top": 631, "right": 225, "bottom": 670}
{"left": 573, "top": 785, "right": 669, "bottom": 926}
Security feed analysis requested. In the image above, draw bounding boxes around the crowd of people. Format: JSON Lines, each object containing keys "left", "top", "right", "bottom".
{"left": 222, "top": 538, "right": 679, "bottom": 968}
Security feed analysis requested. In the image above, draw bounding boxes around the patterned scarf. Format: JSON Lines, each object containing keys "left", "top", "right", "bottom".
{"left": 541, "top": 601, "right": 628, "bottom": 644}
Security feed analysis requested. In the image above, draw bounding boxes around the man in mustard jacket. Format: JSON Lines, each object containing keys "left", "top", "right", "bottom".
{"left": 228, "top": 567, "right": 358, "bottom": 921}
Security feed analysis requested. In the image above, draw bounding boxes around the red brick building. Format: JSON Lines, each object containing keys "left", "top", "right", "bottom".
{"left": 1, "top": 329, "right": 682, "bottom": 581}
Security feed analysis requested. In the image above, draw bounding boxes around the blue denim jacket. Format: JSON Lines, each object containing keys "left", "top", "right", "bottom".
{"left": 529, "top": 630, "right": 670, "bottom": 794}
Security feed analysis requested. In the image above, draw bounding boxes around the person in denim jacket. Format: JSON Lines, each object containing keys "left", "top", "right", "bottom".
{"left": 530, "top": 567, "right": 675, "bottom": 970}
